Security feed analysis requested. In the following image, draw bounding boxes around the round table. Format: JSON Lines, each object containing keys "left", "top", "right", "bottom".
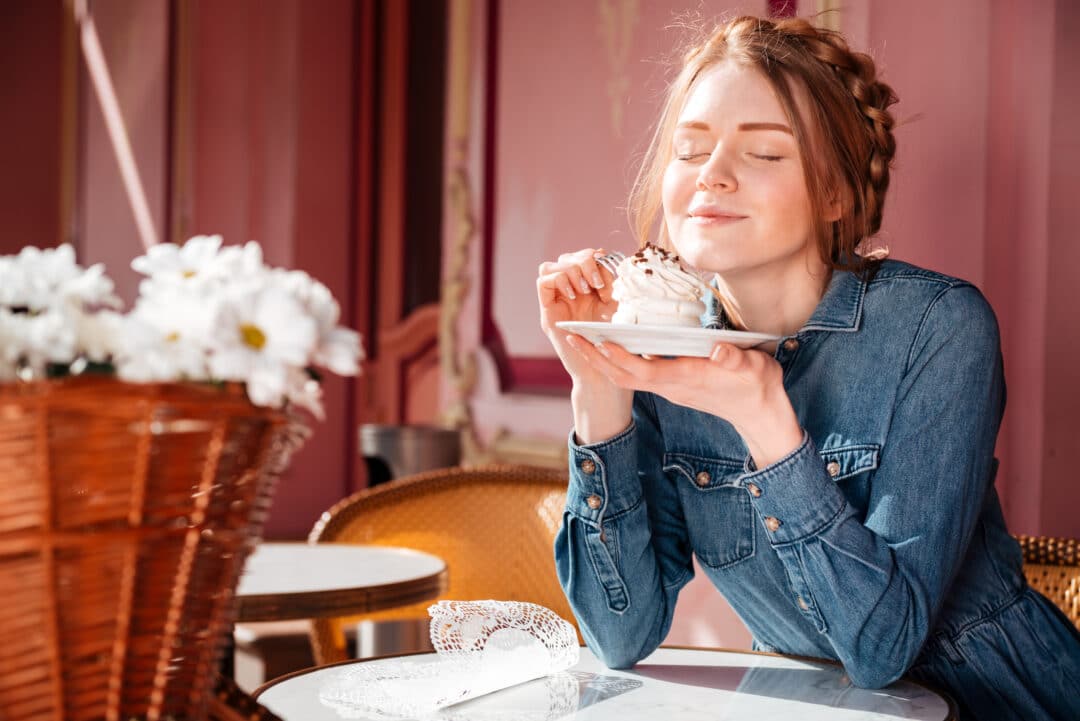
{"left": 254, "top": 645, "right": 955, "bottom": 720}
{"left": 235, "top": 542, "right": 448, "bottom": 622}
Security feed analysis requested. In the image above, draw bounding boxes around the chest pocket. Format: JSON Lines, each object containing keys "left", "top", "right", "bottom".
{"left": 664, "top": 454, "right": 754, "bottom": 570}
{"left": 817, "top": 444, "right": 880, "bottom": 481}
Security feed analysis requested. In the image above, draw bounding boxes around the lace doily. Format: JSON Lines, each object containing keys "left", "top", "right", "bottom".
{"left": 318, "top": 600, "right": 580, "bottom": 719}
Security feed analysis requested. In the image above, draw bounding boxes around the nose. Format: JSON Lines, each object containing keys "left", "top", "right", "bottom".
{"left": 696, "top": 148, "right": 736, "bottom": 191}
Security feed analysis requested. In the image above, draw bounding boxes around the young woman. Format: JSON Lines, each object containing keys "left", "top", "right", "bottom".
{"left": 536, "top": 15, "right": 1080, "bottom": 721}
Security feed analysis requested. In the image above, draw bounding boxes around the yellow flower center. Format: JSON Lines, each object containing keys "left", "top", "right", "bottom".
{"left": 240, "top": 323, "right": 267, "bottom": 350}
{"left": 182, "top": 270, "right": 197, "bottom": 279}
{"left": 165, "top": 332, "right": 179, "bottom": 343}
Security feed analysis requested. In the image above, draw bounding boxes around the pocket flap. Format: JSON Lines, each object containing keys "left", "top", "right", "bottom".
{"left": 663, "top": 453, "right": 745, "bottom": 490}
{"left": 818, "top": 444, "right": 880, "bottom": 481}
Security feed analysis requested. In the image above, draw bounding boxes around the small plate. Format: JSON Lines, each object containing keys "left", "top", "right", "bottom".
{"left": 556, "top": 321, "right": 779, "bottom": 358}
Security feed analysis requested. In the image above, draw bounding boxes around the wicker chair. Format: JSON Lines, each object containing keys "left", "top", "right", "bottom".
{"left": 307, "top": 464, "right": 575, "bottom": 665}
{"left": 1015, "top": 534, "right": 1080, "bottom": 631}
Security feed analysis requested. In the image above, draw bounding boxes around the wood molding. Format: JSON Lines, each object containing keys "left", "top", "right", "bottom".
{"left": 440, "top": 0, "right": 568, "bottom": 468}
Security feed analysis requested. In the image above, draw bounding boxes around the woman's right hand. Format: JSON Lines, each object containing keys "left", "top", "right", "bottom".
{"left": 537, "top": 248, "right": 633, "bottom": 443}
{"left": 537, "top": 248, "right": 619, "bottom": 379}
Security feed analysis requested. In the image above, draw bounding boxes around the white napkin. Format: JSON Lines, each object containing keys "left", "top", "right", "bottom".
{"left": 318, "top": 600, "right": 580, "bottom": 719}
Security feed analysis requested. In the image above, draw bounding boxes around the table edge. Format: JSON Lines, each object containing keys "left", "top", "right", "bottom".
{"left": 253, "top": 643, "right": 958, "bottom": 720}
{"left": 235, "top": 568, "right": 448, "bottom": 622}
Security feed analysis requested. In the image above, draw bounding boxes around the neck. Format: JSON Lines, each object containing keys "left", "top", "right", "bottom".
{"left": 715, "top": 259, "right": 831, "bottom": 337}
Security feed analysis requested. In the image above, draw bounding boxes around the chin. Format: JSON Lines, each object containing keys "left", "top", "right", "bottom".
{"left": 669, "top": 235, "right": 732, "bottom": 274}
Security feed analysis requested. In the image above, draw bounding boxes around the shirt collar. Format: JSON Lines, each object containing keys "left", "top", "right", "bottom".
{"left": 802, "top": 268, "right": 865, "bottom": 333}
{"left": 702, "top": 268, "right": 867, "bottom": 333}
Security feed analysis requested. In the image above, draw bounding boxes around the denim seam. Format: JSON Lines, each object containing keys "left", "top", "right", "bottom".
{"left": 663, "top": 452, "right": 745, "bottom": 470}
{"left": 904, "top": 284, "right": 958, "bottom": 375}
{"left": 739, "top": 431, "right": 811, "bottom": 484}
{"left": 938, "top": 585, "right": 1026, "bottom": 644}
{"left": 816, "top": 444, "right": 881, "bottom": 481}
{"left": 767, "top": 498, "right": 848, "bottom": 547}
{"left": 662, "top": 566, "right": 693, "bottom": 591}
{"left": 794, "top": 542, "right": 828, "bottom": 633}
{"left": 582, "top": 526, "right": 630, "bottom": 614}
{"left": 663, "top": 463, "right": 743, "bottom": 490}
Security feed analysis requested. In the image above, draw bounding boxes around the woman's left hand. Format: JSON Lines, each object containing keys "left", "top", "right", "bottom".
{"left": 564, "top": 335, "right": 804, "bottom": 467}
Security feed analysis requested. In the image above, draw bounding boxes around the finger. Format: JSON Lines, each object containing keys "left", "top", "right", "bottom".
{"left": 564, "top": 265, "right": 592, "bottom": 295}
{"left": 708, "top": 342, "right": 746, "bottom": 370}
{"left": 568, "top": 338, "right": 639, "bottom": 388}
{"left": 581, "top": 256, "right": 608, "bottom": 289}
{"left": 537, "top": 271, "right": 577, "bottom": 302}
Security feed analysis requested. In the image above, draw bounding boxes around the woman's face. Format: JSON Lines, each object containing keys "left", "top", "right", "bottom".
{"left": 661, "top": 61, "right": 819, "bottom": 278}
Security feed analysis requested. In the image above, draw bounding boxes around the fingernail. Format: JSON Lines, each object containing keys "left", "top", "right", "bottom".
{"left": 710, "top": 345, "right": 724, "bottom": 361}
{"left": 567, "top": 288, "right": 576, "bottom": 299}
{"left": 579, "top": 280, "right": 591, "bottom": 294}
{"left": 592, "top": 272, "right": 605, "bottom": 288}
{"left": 596, "top": 343, "right": 611, "bottom": 357}
{"left": 565, "top": 335, "right": 579, "bottom": 349}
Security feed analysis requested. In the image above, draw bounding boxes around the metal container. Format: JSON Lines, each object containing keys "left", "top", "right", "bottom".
{"left": 358, "top": 423, "right": 462, "bottom": 484}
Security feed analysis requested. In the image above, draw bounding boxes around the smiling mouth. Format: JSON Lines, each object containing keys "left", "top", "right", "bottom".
{"left": 688, "top": 213, "right": 746, "bottom": 224}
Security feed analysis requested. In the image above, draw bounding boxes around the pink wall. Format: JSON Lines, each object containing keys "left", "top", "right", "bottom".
{"left": 184, "top": 0, "right": 357, "bottom": 538}
{"left": 77, "top": 0, "right": 170, "bottom": 304}
{"left": 446, "top": 0, "right": 1080, "bottom": 648}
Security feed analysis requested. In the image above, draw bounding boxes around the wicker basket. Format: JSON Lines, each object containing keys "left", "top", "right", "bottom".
{"left": 0, "top": 376, "right": 307, "bottom": 721}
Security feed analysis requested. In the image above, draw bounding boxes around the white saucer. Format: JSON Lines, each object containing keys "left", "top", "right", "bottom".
{"left": 556, "top": 321, "right": 779, "bottom": 358}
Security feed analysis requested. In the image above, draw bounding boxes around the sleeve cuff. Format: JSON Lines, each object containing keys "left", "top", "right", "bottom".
{"left": 740, "top": 432, "right": 848, "bottom": 544}
{"left": 566, "top": 421, "right": 643, "bottom": 524}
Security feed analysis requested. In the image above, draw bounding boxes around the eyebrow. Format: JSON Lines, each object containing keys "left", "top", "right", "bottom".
{"left": 676, "top": 121, "right": 793, "bottom": 135}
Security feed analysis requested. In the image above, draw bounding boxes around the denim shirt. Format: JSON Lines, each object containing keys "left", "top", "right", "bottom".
{"left": 555, "top": 259, "right": 1030, "bottom": 691}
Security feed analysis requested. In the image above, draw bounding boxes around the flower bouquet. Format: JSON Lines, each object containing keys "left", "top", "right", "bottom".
{"left": 0, "top": 237, "right": 362, "bottom": 720}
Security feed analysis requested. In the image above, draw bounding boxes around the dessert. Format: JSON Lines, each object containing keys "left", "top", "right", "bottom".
{"left": 610, "top": 244, "right": 711, "bottom": 326}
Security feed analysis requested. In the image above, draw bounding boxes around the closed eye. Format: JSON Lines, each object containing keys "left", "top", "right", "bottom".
{"left": 751, "top": 154, "right": 784, "bottom": 162}
{"left": 676, "top": 153, "right": 710, "bottom": 162}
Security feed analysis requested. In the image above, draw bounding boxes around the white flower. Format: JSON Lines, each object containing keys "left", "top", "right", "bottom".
{"left": 112, "top": 314, "right": 209, "bottom": 382}
{"left": 76, "top": 309, "right": 126, "bottom": 363}
{"left": 2, "top": 237, "right": 361, "bottom": 418}
{"left": 131, "top": 234, "right": 224, "bottom": 280}
{"left": 0, "top": 244, "right": 119, "bottom": 312}
{"left": 0, "top": 307, "right": 78, "bottom": 378}
{"left": 267, "top": 268, "right": 363, "bottom": 375}
{"left": 284, "top": 366, "right": 325, "bottom": 420}
{"left": 208, "top": 286, "right": 318, "bottom": 408}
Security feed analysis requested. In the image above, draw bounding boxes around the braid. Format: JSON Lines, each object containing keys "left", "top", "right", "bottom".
{"left": 777, "top": 19, "right": 898, "bottom": 238}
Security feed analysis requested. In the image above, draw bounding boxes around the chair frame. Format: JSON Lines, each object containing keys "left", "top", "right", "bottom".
{"left": 307, "top": 464, "right": 572, "bottom": 665}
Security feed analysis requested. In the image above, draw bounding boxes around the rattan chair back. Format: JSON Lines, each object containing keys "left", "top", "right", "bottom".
{"left": 0, "top": 377, "right": 303, "bottom": 720}
{"left": 307, "top": 464, "right": 573, "bottom": 665}
{"left": 1016, "top": 534, "right": 1080, "bottom": 631}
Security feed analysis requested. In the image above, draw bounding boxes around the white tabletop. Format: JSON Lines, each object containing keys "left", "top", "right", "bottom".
{"left": 256, "top": 646, "right": 953, "bottom": 720}
{"left": 235, "top": 542, "right": 447, "bottom": 622}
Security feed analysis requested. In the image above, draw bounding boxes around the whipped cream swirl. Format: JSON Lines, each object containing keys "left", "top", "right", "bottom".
{"left": 610, "top": 245, "right": 711, "bottom": 326}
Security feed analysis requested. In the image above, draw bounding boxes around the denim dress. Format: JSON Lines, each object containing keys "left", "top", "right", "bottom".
{"left": 555, "top": 260, "right": 1080, "bottom": 721}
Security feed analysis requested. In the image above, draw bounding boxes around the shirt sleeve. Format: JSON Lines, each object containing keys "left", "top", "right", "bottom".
{"left": 740, "top": 284, "right": 1006, "bottom": 688}
{"left": 554, "top": 391, "right": 695, "bottom": 668}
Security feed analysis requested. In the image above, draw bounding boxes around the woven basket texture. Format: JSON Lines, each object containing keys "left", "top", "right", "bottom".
{"left": 1015, "top": 534, "right": 1080, "bottom": 631}
{"left": 0, "top": 377, "right": 306, "bottom": 721}
{"left": 306, "top": 464, "right": 575, "bottom": 665}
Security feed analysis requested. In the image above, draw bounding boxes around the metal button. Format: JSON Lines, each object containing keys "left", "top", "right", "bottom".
{"left": 797, "top": 596, "right": 809, "bottom": 611}
{"left": 586, "top": 494, "right": 602, "bottom": 510}
{"left": 764, "top": 516, "right": 782, "bottom": 532}
{"left": 826, "top": 461, "right": 841, "bottom": 478}
{"left": 580, "top": 459, "right": 596, "bottom": 474}
{"left": 783, "top": 338, "right": 800, "bottom": 352}
{"left": 746, "top": 482, "right": 762, "bottom": 498}
{"left": 695, "top": 471, "right": 711, "bottom": 487}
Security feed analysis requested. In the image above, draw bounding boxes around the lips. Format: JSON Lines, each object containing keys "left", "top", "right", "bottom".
{"left": 688, "top": 205, "right": 746, "bottom": 220}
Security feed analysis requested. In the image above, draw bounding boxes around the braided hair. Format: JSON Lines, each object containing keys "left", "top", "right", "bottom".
{"left": 629, "top": 15, "right": 899, "bottom": 276}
